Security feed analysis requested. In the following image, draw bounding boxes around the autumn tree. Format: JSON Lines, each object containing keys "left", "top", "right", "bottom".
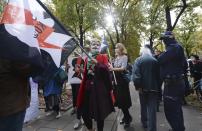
{"left": 52, "top": 0, "right": 99, "bottom": 47}
{"left": 140, "top": 0, "right": 165, "bottom": 47}
{"left": 96, "top": 0, "right": 144, "bottom": 60}
{"left": 175, "top": 7, "right": 201, "bottom": 57}
{"left": 0, "top": 0, "right": 7, "bottom": 20}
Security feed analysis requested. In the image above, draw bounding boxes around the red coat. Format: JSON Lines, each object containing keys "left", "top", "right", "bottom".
{"left": 76, "top": 54, "right": 114, "bottom": 120}
{"left": 77, "top": 54, "right": 109, "bottom": 108}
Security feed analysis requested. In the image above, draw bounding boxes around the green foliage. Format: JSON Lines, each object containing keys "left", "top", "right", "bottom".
{"left": 45, "top": 0, "right": 202, "bottom": 59}
{"left": 140, "top": 0, "right": 165, "bottom": 46}
{"left": 175, "top": 6, "right": 201, "bottom": 57}
{"left": 51, "top": 0, "right": 99, "bottom": 46}
{"left": 0, "top": 0, "right": 7, "bottom": 19}
{"left": 95, "top": 0, "right": 144, "bottom": 60}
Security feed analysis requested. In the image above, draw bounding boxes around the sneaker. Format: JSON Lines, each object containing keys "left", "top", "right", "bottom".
{"left": 46, "top": 111, "right": 54, "bottom": 116}
{"left": 128, "top": 116, "right": 132, "bottom": 123}
{"left": 56, "top": 112, "right": 62, "bottom": 119}
{"left": 119, "top": 118, "right": 125, "bottom": 124}
{"left": 45, "top": 108, "right": 51, "bottom": 112}
{"left": 124, "top": 123, "right": 130, "bottom": 129}
{"left": 124, "top": 118, "right": 132, "bottom": 129}
{"left": 73, "top": 120, "right": 82, "bottom": 130}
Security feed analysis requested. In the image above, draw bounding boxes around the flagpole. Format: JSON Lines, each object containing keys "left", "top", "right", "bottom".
{"left": 107, "top": 48, "right": 117, "bottom": 85}
{"left": 36, "top": 0, "right": 92, "bottom": 60}
{"left": 101, "top": 34, "right": 117, "bottom": 85}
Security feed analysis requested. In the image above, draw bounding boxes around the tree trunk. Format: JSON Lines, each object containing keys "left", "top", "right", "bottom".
{"left": 165, "top": 6, "right": 172, "bottom": 31}
{"left": 165, "top": 0, "right": 187, "bottom": 31}
{"left": 149, "top": 33, "right": 154, "bottom": 47}
{"left": 185, "top": 47, "right": 190, "bottom": 58}
{"left": 79, "top": 25, "right": 83, "bottom": 47}
{"left": 121, "top": 23, "right": 124, "bottom": 43}
{"left": 114, "top": 22, "right": 120, "bottom": 43}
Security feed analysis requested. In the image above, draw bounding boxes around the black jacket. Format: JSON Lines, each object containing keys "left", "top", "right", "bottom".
{"left": 158, "top": 39, "right": 186, "bottom": 79}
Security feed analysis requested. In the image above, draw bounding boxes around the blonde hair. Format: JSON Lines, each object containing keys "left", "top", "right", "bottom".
{"left": 116, "top": 43, "right": 127, "bottom": 55}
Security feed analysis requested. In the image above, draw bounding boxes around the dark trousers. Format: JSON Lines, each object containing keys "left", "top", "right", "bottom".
{"left": 82, "top": 114, "right": 104, "bottom": 131}
{"left": 81, "top": 88, "right": 104, "bottom": 131}
{"left": 121, "top": 107, "right": 132, "bottom": 124}
{"left": 46, "top": 94, "right": 61, "bottom": 114}
{"left": 71, "top": 84, "right": 80, "bottom": 107}
{"left": 194, "top": 78, "right": 202, "bottom": 97}
{"left": 76, "top": 108, "right": 81, "bottom": 120}
{"left": 71, "top": 84, "right": 81, "bottom": 119}
{"left": 164, "top": 79, "right": 185, "bottom": 131}
{"left": 0, "top": 110, "right": 26, "bottom": 131}
{"left": 44, "top": 96, "right": 50, "bottom": 111}
{"left": 139, "top": 92, "right": 157, "bottom": 131}
{"left": 53, "top": 105, "right": 60, "bottom": 114}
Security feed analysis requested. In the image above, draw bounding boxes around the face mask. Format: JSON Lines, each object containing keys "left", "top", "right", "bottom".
{"left": 91, "top": 42, "right": 100, "bottom": 52}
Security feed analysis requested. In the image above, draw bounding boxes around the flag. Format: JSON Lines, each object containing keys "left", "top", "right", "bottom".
{"left": 99, "top": 35, "right": 109, "bottom": 54}
{"left": 0, "top": 0, "right": 77, "bottom": 77}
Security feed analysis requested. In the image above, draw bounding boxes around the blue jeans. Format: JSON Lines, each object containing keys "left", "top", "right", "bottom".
{"left": 0, "top": 110, "right": 26, "bottom": 131}
{"left": 139, "top": 92, "right": 157, "bottom": 131}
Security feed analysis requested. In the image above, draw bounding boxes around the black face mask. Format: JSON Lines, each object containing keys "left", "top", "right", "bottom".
{"left": 163, "top": 38, "right": 177, "bottom": 47}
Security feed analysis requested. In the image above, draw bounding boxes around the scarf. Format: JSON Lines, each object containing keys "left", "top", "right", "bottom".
{"left": 87, "top": 51, "right": 99, "bottom": 75}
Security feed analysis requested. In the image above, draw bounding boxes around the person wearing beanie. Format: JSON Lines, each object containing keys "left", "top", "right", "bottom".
{"left": 158, "top": 31, "right": 187, "bottom": 131}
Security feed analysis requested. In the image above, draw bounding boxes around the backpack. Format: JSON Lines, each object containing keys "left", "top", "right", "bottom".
{"left": 54, "top": 68, "right": 68, "bottom": 86}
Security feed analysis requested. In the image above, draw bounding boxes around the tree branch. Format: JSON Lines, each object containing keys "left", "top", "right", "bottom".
{"left": 83, "top": 23, "right": 96, "bottom": 33}
{"left": 171, "top": 0, "right": 187, "bottom": 30}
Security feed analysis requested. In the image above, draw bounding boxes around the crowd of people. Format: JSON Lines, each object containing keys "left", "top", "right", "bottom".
{"left": 0, "top": 31, "right": 202, "bottom": 131}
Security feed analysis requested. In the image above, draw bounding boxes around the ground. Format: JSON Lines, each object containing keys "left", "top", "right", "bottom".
{"left": 23, "top": 82, "right": 202, "bottom": 131}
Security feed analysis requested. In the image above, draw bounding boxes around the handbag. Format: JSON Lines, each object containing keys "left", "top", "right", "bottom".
{"left": 54, "top": 68, "right": 68, "bottom": 85}
{"left": 122, "top": 70, "right": 131, "bottom": 83}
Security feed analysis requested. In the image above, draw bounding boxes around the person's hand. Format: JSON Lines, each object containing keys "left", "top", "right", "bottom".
{"left": 91, "top": 58, "right": 97, "bottom": 64}
{"left": 108, "top": 63, "right": 113, "bottom": 71}
{"left": 75, "top": 66, "right": 80, "bottom": 73}
{"left": 66, "top": 64, "right": 70, "bottom": 69}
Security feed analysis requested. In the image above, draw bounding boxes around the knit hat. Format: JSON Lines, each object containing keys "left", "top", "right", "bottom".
{"left": 159, "top": 31, "right": 175, "bottom": 40}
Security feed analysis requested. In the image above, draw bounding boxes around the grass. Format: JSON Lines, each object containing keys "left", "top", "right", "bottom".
{"left": 186, "top": 94, "right": 202, "bottom": 111}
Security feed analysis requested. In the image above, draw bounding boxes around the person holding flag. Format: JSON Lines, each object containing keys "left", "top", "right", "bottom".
{"left": 0, "top": 58, "right": 32, "bottom": 131}
{"left": 0, "top": 0, "right": 78, "bottom": 130}
{"left": 77, "top": 38, "right": 114, "bottom": 131}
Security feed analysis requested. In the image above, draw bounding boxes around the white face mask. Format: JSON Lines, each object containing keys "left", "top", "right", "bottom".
{"left": 91, "top": 41, "right": 100, "bottom": 52}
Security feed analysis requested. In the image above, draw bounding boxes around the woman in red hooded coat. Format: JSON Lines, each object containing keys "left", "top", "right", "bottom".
{"left": 77, "top": 39, "right": 114, "bottom": 131}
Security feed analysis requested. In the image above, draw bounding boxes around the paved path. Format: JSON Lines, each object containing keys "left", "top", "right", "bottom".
{"left": 116, "top": 83, "right": 202, "bottom": 131}
{"left": 23, "top": 82, "right": 202, "bottom": 131}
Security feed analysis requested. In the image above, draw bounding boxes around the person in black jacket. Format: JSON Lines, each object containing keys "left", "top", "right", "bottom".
{"left": 189, "top": 55, "right": 202, "bottom": 100}
{"left": 158, "top": 31, "right": 186, "bottom": 131}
